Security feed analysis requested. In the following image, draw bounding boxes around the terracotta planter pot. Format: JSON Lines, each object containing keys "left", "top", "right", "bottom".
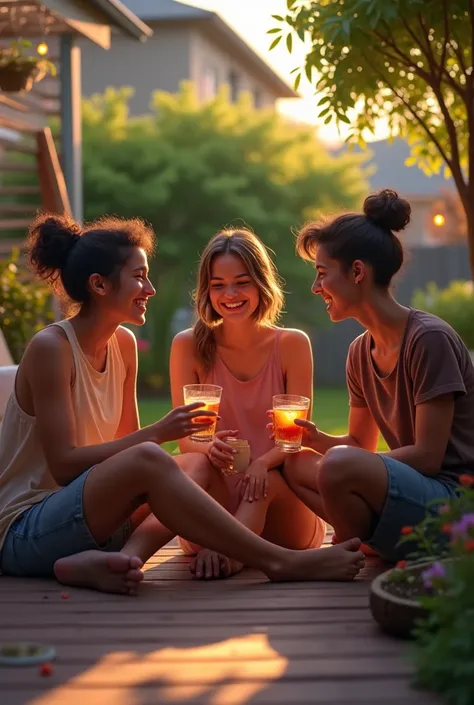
{"left": 370, "top": 561, "right": 434, "bottom": 639}
{"left": 0, "top": 65, "right": 36, "bottom": 93}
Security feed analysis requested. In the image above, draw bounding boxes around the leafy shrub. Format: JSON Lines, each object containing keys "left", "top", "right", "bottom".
{"left": 0, "top": 249, "right": 54, "bottom": 363}
{"left": 412, "top": 281, "right": 474, "bottom": 350}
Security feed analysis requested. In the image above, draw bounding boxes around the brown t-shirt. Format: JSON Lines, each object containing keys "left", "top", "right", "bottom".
{"left": 346, "top": 309, "right": 474, "bottom": 483}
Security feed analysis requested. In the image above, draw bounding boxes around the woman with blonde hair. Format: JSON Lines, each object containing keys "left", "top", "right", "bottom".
{"left": 170, "top": 228, "right": 328, "bottom": 579}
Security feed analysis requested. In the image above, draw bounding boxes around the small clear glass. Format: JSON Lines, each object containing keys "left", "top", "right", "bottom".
{"left": 183, "top": 383, "right": 222, "bottom": 442}
{"left": 272, "top": 394, "right": 310, "bottom": 453}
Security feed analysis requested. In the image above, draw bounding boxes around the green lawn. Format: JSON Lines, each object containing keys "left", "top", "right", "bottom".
{"left": 139, "top": 387, "right": 387, "bottom": 452}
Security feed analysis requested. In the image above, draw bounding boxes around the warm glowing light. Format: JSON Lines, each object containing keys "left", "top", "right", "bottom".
{"left": 433, "top": 213, "right": 446, "bottom": 227}
{"left": 27, "top": 635, "right": 287, "bottom": 705}
{"left": 36, "top": 42, "right": 48, "bottom": 56}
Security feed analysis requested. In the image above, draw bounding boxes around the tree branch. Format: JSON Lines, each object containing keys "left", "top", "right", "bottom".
{"left": 363, "top": 53, "right": 466, "bottom": 193}
{"left": 470, "top": 0, "right": 474, "bottom": 90}
{"left": 439, "top": 0, "right": 449, "bottom": 80}
{"left": 414, "top": 13, "right": 466, "bottom": 100}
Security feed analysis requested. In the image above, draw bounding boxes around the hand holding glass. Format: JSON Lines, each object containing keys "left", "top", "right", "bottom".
{"left": 183, "top": 384, "right": 222, "bottom": 442}
{"left": 272, "top": 394, "right": 310, "bottom": 453}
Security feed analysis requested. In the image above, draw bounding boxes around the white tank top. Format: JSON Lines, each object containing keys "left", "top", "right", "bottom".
{"left": 0, "top": 320, "right": 126, "bottom": 551}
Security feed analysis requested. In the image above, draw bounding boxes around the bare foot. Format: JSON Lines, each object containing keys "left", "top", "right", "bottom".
{"left": 332, "top": 533, "right": 379, "bottom": 557}
{"left": 54, "top": 551, "right": 144, "bottom": 595}
{"left": 268, "top": 538, "right": 365, "bottom": 582}
{"left": 190, "top": 549, "right": 244, "bottom": 580}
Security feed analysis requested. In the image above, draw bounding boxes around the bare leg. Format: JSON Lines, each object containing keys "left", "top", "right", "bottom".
{"left": 122, "top": 453, "right": 212, "bottom": 563}
{"left": 317, "top": 446, "right": 388, "bottom": 542}
{"left": 192, "top": 470, "right": 325, "bottom": 580}
{"left": 283, "top": 449, "right": 330, "bottom": 522}
{"left": 53, "top": 442, "right": 366, "bottom": 594}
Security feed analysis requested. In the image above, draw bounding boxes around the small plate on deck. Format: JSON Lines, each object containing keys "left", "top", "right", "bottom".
{"left": 0, "top": 643, "right": 56, "bottom": 666}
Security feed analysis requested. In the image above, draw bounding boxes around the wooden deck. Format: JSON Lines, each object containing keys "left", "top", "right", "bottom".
{"left": 0, "top": 534, "right": 440, "bottom": 705}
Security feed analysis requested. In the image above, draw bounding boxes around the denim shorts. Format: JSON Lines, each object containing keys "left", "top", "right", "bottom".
{"left": 366, "top": 456, "right": 459, "bottom": 563}
{"left": 0, "top": 468, "right": 133, "bottom": 578}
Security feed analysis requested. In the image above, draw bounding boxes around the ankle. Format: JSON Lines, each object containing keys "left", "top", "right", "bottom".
{"left": 262, "top": 549, "right": 293, "bottom": 581}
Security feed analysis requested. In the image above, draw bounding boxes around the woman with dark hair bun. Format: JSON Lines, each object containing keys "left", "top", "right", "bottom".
{"left": 284, "top": 189, "right": 474, "bottom": 563}
{"left": 0, "top": 213, "right": 365, "bottom": 593}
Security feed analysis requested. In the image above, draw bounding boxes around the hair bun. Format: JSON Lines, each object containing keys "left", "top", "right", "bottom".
{"left": 363, "top": 189, "right": 411, "bottom": 232}
{"left": 27, "top": 213, "right": 82, "bottom": 281}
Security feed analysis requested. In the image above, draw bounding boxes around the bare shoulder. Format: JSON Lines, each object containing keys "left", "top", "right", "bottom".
{"left": 20, "top": 325, "right": 73, "bottom": 386}
{"left": 24, "top": 325, "right": 71, "bottom": 362}
{"left": 115, "top": 325, "right": 138, "bottom": 373}
{"left": 279, "top": 328, "right": 312, "bottom": 352}
{"left": 278, "top": 328, "right": 312, "bottom": 369}
{"left": 115, "top": 325, "right": 137, "bottom": 352}
{"left": 171, "top": 328, "right": 195, "bottom": 355}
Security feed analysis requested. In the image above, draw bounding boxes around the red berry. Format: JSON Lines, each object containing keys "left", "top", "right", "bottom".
{"left": 60, "top": 592, "right": 69, "bottom": 600}
{"left": 40, "top": 663, "right": 53, "bottom": 677}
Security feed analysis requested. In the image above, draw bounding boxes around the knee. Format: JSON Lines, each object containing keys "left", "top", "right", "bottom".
{"left": 317, "top": 445, "right": 363, "bottom": 493}
{"left": 267, "top": 468, "right": 286, "bottom": 495}
{"left": 282, "top": 450, "right": 317, "bottom": 489}
{"left": 133, "top": 442, "right": 176, "bottom": 479}
{"left": 184, "top": 453, "right": 214, "bottom": 489}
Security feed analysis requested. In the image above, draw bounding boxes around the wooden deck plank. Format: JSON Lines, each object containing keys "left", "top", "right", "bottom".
{"left": 1, "top": 682, "right": 439, "bottom": 705}
{"left": 0, "top": 535, "right": 438, "bottom": 705}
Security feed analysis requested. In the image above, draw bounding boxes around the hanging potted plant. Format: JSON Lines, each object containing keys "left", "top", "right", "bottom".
{"left": 0, "top": 39, "right": 56, "bottom": 93}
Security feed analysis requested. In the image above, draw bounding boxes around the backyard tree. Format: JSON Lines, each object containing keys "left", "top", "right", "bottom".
{"left": 271, "top": 0, "right": 474, "bottom": 275}
{"left": 82, "top": 83, "right": 368, "bottom": 390}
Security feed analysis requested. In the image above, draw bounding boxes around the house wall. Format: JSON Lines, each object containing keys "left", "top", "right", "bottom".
{"left": 403, "top": 196, "right": 435, "bottom": 246}
{"left": 80, "top": 21, "right": 281, "bottom": 114}
{"left": 80, "top": 24, "right": 192, "bottom": 115}
{"left": 189, "top": 29, "right": 279, "bottom": 107}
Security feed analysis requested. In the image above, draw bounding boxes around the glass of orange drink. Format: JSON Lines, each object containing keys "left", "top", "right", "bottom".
{"left": 183, "top": 384, "right": 222, "bottom": 442}
{"left": 272, "top": 394, "right": 310, "bottom": 452}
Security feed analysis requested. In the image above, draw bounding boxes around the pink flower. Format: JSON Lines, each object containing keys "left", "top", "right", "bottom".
{"left": 422, "top": 561, "right": 446, "bottom": 589}
{"left": 137, "top": 339, "right": 150, "bottom": 353}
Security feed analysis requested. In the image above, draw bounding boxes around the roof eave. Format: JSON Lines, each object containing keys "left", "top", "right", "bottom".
{"left": 89, "top": 0, "right": 153, "bottom": 41}
{"left": 207, "top": 15, "right": 298, "bottom": 99}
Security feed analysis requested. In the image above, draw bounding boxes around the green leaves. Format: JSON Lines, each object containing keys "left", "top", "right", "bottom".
{"left": 0, "top": 250, "right": 54, "bottom": 363}
{"left": 278, "top": 0, "right": 472, "bottom": 200}
{"left": 269, "top": 35, "right": 282, "bottom": 50}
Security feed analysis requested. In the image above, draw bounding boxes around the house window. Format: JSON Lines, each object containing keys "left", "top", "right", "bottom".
{"left": 228, "top": 70, "right": 239, "bottom": 103}
{"left": 203, "top": 65, "right": 219, "bottom": 99}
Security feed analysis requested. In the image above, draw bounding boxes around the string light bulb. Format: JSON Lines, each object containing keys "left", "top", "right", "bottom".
{"left": 36, "top": 42, "right": 48, "bottom": 56}
{"left": 433, "top": 213, "right": 445, "bottom": 227}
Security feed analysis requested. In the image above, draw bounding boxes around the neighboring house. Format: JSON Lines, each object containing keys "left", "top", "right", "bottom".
{"left": 336, "top": 139, "right": 457, "bottom": 246}
{"left": 80, "top": 0, "right": 297, "bottom": 114}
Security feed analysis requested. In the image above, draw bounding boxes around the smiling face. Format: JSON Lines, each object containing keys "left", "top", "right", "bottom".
{"left": 312, "top": 246, "right": 364, "bottom": 322}
{"left": 208, "top": 253, "right": 260, "bottom": 322}
{"left": 89, "top": 246, "right": 156, "bottom": 326}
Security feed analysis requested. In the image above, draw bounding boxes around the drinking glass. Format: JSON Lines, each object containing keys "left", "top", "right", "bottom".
{"left": 272, "top": 394, "right": 310, "bottom": 452}
{"left": 183, "top": 384, "right": 222, "bottom": 442}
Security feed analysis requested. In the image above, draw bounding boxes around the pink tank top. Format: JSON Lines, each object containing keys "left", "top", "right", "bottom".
{"left": 202, "top": 329, "right": 286, "bottom": 461}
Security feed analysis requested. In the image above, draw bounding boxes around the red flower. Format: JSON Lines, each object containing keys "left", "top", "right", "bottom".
{"left": 464, "top": 539, "right": 474, "bottom": 552}
{"left": 401, "top": 526, "right": 413, "bottom": 535}
{"left": 442, "top": 523, "right": 452, "bottom": 534}
{"left": 40, "top": 663, "right": 54, "bottom": 677}
{"left": 459, "top": 474, "right": 474, "bottom": 488}
{"left": 396, "top": 560, "right": 407, "bottom": 569}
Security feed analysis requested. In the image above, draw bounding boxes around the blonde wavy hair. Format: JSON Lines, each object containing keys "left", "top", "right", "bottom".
{"left": 193, "top": 229, "right": 285, "bottom": 369}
